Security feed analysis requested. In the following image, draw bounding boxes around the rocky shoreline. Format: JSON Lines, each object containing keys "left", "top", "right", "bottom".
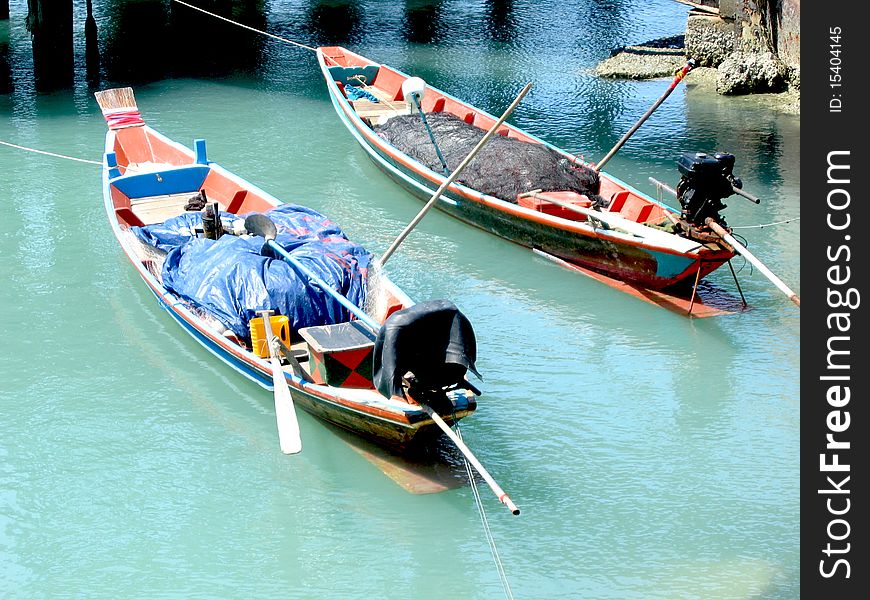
{"left": 682, "top": 66, "right": 799, "bottom": 115}
{"left": 593, "top": 10, "right": 800, "bottom": 116}
{"left": 594, "top": 35, "right": 687, "bottom": 80}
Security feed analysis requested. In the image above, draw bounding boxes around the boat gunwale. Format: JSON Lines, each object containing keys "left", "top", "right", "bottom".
{"left": 316, "top": 47, "right": 728, "bottom": 262}
{"left": 100, "top": 125, "right": 455, "bottom": 435}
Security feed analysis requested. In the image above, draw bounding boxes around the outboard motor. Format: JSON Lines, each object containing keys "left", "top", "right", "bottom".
{"left": 676, "top": 152, "right": 743, "bottom": 229}
{"left": 373, "top": 299, "right": 481, "bottom": 411}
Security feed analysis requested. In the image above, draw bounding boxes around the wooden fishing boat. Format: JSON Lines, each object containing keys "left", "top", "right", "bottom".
{"left": 317, "top": 46, "right": 740, "bottom": 314}
{"left": 96, "top": 88, "right": 478, "bottom": 454}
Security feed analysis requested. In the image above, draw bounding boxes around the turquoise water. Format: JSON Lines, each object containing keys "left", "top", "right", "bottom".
{"left": 2, "top": 1, "right": 799, "bottom": 598}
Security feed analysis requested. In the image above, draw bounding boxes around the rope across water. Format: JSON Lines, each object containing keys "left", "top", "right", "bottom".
{"left": 455, "top": 423, "right": 515, "bottom": 600}
{"left": 171, "top": 0, "right": 318, "bottom": 52}
{"left": 0, "top": 139, "right": 103, "bottom": 166}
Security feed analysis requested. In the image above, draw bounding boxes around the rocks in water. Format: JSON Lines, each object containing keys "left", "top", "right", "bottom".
{"left": 683, "top": 14, "right": 789, "bottom": 96}
{"left": 716, "top": 51, "right": 787, "bottom": 94}
{"left": 589, "top": 5, "right": 798, "bottom": 112}
{"left": 594, "top": 35, "right": 686, "bottom": 79}
{"left": 786, "top": 65, "right": 800, "bottom": 91}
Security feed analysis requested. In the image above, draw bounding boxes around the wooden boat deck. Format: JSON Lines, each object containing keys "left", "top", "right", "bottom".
{"left": 350, "top": 85, "right": 411, "bottom": 124}
{"left": 130, "top": 192, "right": 202, "bottom": 225}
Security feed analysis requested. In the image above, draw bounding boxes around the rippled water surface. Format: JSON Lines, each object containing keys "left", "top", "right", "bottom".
{"left": 1, "top": 1, "right": 798, "bottom": 598}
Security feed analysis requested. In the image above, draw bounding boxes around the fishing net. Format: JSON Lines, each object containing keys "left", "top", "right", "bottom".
{"left": 375, "top": 112, "right": 604, "bottom": 204}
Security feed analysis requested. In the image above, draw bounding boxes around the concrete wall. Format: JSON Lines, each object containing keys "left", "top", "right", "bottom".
{"left": 718, "top": 0, "right": 800, "bottom": 68}
{"left": 778, "top": 0, "right": 800, "bottom": 69}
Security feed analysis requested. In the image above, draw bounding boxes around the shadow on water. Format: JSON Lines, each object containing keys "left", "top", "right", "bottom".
{"left": 402, "top": 1, "right": 445, "bottom": 45}
{"left": 301, "top": 0, "right": 361, "bottom": 46}
{"left": 3, "top": 0, "right": 638, "bottom": 97}
{"left": 98, "top": 0, "right": 267, "bottom": 84}
{"left": 484, "top": 0, "right": 517, "bottom": 44}
{"left": 1, "top": 19, "right": 12, "bottom": 94}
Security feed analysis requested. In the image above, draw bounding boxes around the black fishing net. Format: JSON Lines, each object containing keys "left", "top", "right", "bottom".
{"left": 375, "top": 112, "right": 603, "bottom": 204}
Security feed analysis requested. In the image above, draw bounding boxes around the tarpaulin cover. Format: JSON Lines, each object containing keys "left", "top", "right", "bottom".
{"left": 372, "top": 299, "right": 480, "bottom": 399}
{"left": 131, "top": 204, "right": 371, "bottom": 340}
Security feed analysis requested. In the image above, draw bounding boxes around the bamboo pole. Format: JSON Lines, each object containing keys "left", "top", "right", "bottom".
{"left": 594, "top": 60, "right": 694, "bottom": 172}
{"left": 418, "top": 403, "right": 520, "bottom": 515}
{"left": 706, "top": 218, "right": 800, "bottom": 307}
{"left": 379, "top": 82, "right": 533, "bottom": 266}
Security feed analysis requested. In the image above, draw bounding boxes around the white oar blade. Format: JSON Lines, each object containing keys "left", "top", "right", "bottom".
{"left": 272, "top": 358, "right": 302, "bottom": 454}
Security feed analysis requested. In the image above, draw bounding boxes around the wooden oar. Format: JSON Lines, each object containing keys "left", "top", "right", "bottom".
{"left": 705, "top": 218, "right": 800, "bottom": 307}
{"left": 246, "top": 213, "right": 518, "bottom": 513}
{"left": 258, "top": 309, "right": 303, "bottom": 454}
{"left": 379, "top": 82, "right": 534, "bottom": 266}
{"left": 594, "top": 60, "right": 695, "bottom": 172}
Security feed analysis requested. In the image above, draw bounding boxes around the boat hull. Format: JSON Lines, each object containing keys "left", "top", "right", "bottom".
{"left": 319, "top": 48, "right": 733, "bottom": 292}
{"left": 366, "top": 142, "right": 729, "bottom": 290}
{"left": 150, "top": 285, "right": 471, "bottom": 451}
{"left": 101, "top": 123, "right": 475, "bottom": 453}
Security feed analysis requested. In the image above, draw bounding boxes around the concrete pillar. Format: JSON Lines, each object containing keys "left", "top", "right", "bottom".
{"left": 777, "top": 0, "right": 800, "bottom": 69}
{"left": 85, "top": 0, "right": 99, "bottom": 82}
{"left": 1, "top": 5, "right": 10, "bottom": 94}
{"left": 403, "top": 1, "right": 444, "bottom": 44}
{"left": 27, "top": 0, "right": 75, "bottom": 90}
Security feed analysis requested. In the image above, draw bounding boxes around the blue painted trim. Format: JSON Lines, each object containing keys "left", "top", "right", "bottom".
{"left": 328, "top": 64, "right": 380, "bottom": 85}
{"left": 105, "top": 152, "right": 121, "bottom": 179}
{"left": 112, "top": 165, "right": 210, "bottom": 199}
{"left": 194, "top": 139, "right": 208, "bottom": 165}
{"left": 650, "top": 249, "right": 694, "bottom": 278}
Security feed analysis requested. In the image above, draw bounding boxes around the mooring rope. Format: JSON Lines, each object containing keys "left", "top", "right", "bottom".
{"left": 171, "top": 0, "right": 318, "bottom": 52}
{"left": 731, "top": 217, "right": 800, "bottom": 229}
{"left": 455, "top": 423, "right": 515, "bottom": 600}
{"left": 651, "top": 178, "right": 799, "bottom": 232}
{"left": 0, "top": 139, "right": 103, "bottom": 166}
{"left": 0, "top": 139, "right": 153, "bottom": 173}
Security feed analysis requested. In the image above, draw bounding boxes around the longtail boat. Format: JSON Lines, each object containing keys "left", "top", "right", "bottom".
{"left": 96, "top": 88, "right": 479, "bottom": 454}
{"left": 317, "top": 46, "right": 745, "bottom": 315}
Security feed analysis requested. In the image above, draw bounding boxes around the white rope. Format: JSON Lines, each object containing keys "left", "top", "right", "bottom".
{"left": 172, "top": 0, "right": 318, "bottom": 52}
{"left": 0, "top": 139, "right": 103, "bottom": 166}
{"left": 650, "top": 177, "right": 800, "bottom": 232}
{"left": 731, "top": 217, "right": 800, "bottom": 229}
{"left": 0, "top": 139, "right": 152, "bottom": 173}
{"left": 456, "top": 424, "right": 515, "bottom": 600}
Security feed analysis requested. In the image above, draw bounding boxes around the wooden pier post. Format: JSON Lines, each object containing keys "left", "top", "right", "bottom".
{"left": 26, "top": 0, "right": 74, "bottom": 89}
{"left": 1, "top": 1, "right": 10, "bottom": 94}
{"left": 85, "top": 0, "right": 99, "bottom": 81}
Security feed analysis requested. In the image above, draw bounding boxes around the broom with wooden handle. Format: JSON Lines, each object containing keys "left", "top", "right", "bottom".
{"left": 94, "top": 87, "right": 145, "bottom": 129}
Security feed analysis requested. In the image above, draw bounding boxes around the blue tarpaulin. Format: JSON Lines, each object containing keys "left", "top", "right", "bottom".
{"left": 131, "top": 204, "right": 372, "bottom": 340}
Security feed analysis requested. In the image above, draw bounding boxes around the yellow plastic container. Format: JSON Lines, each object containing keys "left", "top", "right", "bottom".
{"left": 249, "top": 315, "right": 291, "bottom": 358}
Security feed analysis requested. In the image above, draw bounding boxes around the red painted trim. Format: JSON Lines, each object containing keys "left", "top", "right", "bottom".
{"left": 322, "top": 64, "right": 709, "bottom": 261}
{"left": 105, "top": 126, "right": 425, "bottom": 430}
{"left": 115, "top": 207, "right": 145, "bottom": 227}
